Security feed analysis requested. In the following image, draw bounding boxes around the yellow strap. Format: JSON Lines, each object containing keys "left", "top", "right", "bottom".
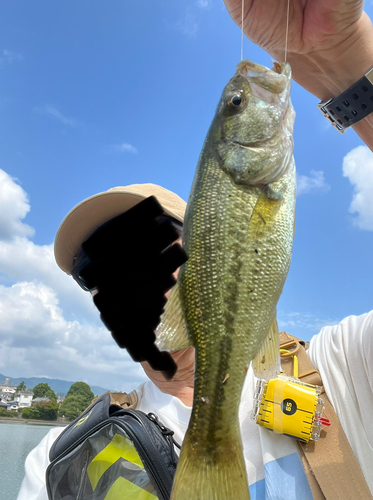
{"left": 280, "top": 348, "right": 299, "bottom": 378}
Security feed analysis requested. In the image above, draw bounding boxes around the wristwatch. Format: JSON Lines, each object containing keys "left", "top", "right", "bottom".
{"left": 318, "top": 68, "right": 373, "bottom": 133}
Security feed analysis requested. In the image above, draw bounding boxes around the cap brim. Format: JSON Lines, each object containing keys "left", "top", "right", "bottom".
{"left": 54, "top": 184, "right": 186, "bottom": 274}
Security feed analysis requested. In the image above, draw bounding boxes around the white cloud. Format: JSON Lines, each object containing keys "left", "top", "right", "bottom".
{"left": 0, "top": 169, "right": 34, "bottom": 241}
{"left": 176, "top": 11, "right": 199, "bottom": 37}
{"left": 0, "top": 49, "right": 22, "bottom": 64}
{"left": 174, "top": 2, "right": 213, "bottom": 38}
{"left": 0, "top": 169, "right": 147, "bottom": 392}
{"left": 36, "top": 105, "right": 80, "bottom": 128}
{"left": 109, "top": 143, "right": 138, "bottom": 154}
{"left": 297, "top": 170, "right": 330, "bottom": 196}
{"left": 0, "top": 282, "right": 145, "bottom": 391}
{"left": 0, "top": 237, "right": 97, "bottom": 323}
{"left": 278, "top": 310, "right": 341, "bottom": 339}
{"left": 196, "top": 0, "right": 213, "bottom": 9}
{"left": 343, "top": 145, "right": 373, "bottom": 230}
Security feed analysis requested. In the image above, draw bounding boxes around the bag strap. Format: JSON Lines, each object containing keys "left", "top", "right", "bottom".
{"left": 279, "top": 331, "right": 372, "bottom": 500}
{"left": 88, "top": 389, "right": 139, "bottom": 411}
{"left": 109, "top": 389, "right": 139, "bottom": 409}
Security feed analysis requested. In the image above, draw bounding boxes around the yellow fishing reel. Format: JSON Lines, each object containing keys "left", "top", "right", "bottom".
{"left": 251, "top": 349, "right": 330, "bottom": 442}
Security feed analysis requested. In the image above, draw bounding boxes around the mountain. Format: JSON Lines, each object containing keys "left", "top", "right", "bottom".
{"left": 0, "top": 373, "right": 109, "bottom": 397}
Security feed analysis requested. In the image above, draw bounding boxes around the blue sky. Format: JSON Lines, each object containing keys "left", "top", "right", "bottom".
{"left": 1, "top": 0, "right": 373, "bottom": 391}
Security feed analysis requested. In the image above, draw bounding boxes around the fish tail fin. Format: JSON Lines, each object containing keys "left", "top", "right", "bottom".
{"left": 170, "top": 431, "right": 250, "bottom": 500}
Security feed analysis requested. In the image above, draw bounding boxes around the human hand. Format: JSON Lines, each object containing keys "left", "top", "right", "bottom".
{"left": 224, "top": 0, "right": 373, "bottom": 100}
{"left": 225, "top": 0, "right": 364, "bottom": 58}
{"left": 77, "top": 196, "right": 188, "bottom": 380}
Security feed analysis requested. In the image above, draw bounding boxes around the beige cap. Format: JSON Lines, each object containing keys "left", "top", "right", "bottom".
{"left": 54, "top": 183, "right": 187, "bottom": 274}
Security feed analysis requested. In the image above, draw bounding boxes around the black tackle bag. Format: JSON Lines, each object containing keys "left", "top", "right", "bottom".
{"left": 46, "top": 392, "right": 180, "bottom": 500}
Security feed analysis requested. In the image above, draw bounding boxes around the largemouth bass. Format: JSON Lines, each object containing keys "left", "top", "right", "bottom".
{"left": 156, "top": 59, "right": 295, "bottom": 500}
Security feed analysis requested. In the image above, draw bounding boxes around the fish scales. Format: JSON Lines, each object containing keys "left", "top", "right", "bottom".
{"left": 158, "top": 59, "right": 296, "bottom": 500}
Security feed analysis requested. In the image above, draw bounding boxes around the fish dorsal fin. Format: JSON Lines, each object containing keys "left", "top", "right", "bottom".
{"left": 252, "top": 315, "right": 280, "bottom": 380}
{"left": 155, "top": 282, "right": 191, "bottom": 352}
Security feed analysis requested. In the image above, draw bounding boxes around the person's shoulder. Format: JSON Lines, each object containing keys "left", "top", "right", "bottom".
{"left": 37, "top": 426, "right": 66, "bottom": 449}
{"left": 312, "top": 310, "right": 373, "bottom": 342}
{"left": 308, "top": 310, "right": 373, "bottom": 366}
{"left": 133, "top": 382, "right": 147, "bottom": 408}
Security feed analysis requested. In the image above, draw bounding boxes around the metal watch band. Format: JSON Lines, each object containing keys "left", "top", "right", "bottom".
{"left": 318, "top": 68, "right": 373, "bottom": 133}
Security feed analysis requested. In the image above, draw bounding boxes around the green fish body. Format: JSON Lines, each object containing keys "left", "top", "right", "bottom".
{"left": 157, "top": 60, "right": 296, "bottom": 500}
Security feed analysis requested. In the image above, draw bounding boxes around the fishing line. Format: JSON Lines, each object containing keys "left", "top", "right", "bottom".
{"left": 284, "top": 0, "right": 290, "bottom": 62}
{"left": 241, "top": 0, "right": 244, "bottom": 60}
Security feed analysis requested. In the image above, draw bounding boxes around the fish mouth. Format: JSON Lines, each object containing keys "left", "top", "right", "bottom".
{"left": 236, "top": 59, "right": 291, "bottom": 94}
{"left": 225, "top": 60, "right": 293, "bottom": 150}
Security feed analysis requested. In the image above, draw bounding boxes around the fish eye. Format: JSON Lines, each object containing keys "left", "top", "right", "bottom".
{"left": 227, "top": 92, "right": 246, "bottom": 112}
{"left": 231, "top": 94, "right": 242, "bottom": 106}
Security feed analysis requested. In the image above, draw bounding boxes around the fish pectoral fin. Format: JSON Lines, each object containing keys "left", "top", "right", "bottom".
{"left": 249, "top": 186, "right": 282, "bottom": 239}
{"left": 252, "top": 315, "right": 280, "bottom": 380}
{"left": 155, "top": 282, "right": 191, "bottom": 352}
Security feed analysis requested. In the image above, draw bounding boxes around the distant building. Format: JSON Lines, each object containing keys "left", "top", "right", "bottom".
{"left": 0, "top": 378, "right": 17, "bottom": 401}
{"left": 13, "top": 391, "right": 34, "bottom": 408}
{"left": 7, "top": 404, "right": 18, "bottom": 411}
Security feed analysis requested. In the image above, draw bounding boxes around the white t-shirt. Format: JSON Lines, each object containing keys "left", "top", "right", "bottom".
{"left": 17, "top": 311, "right": 373, "bottom": 499}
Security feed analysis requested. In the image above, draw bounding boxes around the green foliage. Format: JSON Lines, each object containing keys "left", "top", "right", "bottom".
{"left": 21, "top": 401, "right": 59, "bottom": 421}
{"left": 60, "top": 395, "right": 88, "bottom": 421}
{"left": 16, "top": 381, "right": 27, "bottom": 392}
{"left": 37, "top": 400, "right": 59, "bottom": 420}
{"left": 66, "top": 382, "right": 94, "bottom": 407}
{"left": 0, "top": 408, "right": 16, "bottom": 418}
{"left": 11, "top": 380, "right": 27, "bottom": 400}
{"left": 21, "top": 407, "right": 41, "bottom": 419}
{"left": 32, "top": 382, "right": 57, "bottom": 400}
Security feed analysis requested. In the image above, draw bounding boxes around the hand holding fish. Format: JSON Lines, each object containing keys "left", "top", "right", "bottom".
{"left": 224, "top": 0, "right": 365, "bottom": 61}
{"left": 224, "top": 0, "right": 373, "bottom": 147}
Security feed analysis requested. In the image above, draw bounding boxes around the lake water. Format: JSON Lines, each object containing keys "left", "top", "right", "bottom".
{"left": 0, "top": 422, "right": 58, "bottom": 500}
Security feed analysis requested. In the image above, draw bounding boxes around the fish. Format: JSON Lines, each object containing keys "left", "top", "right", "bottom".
{"left": 156, "top": 59, "right": 296, "bottom": 500}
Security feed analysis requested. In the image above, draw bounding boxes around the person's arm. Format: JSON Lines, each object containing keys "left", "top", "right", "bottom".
{"left": 17, "top": 427, "right": 64, "bottom": 500}
{"left": 307, "top": 311, "right": 373, "bottom": 490}
{"left": 224, "top": 0, "right": 373, "bottom": 149}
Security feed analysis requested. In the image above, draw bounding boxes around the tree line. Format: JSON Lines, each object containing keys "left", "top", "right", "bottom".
{"left": 0, "top": 381, "right": 96, "bottom": 421}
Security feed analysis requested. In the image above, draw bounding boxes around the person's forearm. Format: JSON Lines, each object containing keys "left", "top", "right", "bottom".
{"left": 271, "top": 13, "right": 373, "bottom": 149}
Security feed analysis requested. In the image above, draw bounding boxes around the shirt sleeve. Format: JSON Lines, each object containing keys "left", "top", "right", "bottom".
{"left": 308, "top": 311, "right": 373, "bottom": 487}
{"left": 17, "top": 427, "right": 64, "bottom": 500}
